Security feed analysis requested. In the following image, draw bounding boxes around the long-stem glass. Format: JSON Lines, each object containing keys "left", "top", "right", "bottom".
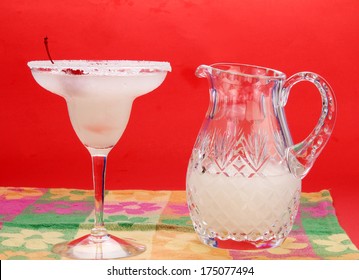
{"left": 28, "top": 60, "right": 171, "bottom": 259}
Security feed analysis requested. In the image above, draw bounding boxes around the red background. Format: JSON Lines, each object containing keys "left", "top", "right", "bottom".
{"left": 0, "top": 0, "right": 358, "bottom": 246}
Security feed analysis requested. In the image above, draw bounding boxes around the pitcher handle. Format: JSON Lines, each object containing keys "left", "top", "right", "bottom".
{"left": 279, "top": 72, "right": 337, "bottom": 178}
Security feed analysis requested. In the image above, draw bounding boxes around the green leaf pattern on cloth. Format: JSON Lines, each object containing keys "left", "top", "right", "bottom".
{"left": 0, "top": 188, "right": 358, "bottom": 259}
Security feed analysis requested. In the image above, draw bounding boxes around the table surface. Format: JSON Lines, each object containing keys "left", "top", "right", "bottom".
{"left": 0, "top": 187, "right": 358, "bottom": 260}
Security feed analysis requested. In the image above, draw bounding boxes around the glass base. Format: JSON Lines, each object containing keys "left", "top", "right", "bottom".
{"left": 199, "top": 236, "right": 285, "bottom": 250}
{"left": 52, "top": 234, "right": 146, "bottom": 259}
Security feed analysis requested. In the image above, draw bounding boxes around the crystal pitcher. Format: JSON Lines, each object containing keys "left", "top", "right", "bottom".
{"left": 186, "top": 63, "right": 336, "bottom": 250}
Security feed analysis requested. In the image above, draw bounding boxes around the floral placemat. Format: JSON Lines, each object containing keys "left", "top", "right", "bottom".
{"left": 0, "top": 187, "right": 358, "bottom": 259}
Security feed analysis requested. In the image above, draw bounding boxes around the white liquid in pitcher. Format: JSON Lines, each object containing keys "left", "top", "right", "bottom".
{"left": 187, "top": 170, "right": 301, "bottom": 239}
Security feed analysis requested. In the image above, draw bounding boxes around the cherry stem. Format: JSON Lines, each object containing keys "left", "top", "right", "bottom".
{"left": 44, "top": 36, "right": 54, "bottom": 64}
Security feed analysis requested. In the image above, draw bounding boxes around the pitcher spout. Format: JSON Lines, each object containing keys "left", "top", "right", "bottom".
{"left": 195, "top": 65, "right": 212, "bottom": 78}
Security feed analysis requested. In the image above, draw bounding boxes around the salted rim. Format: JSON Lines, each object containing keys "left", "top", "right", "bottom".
{"left": 27, "top": 60, "right": 172, "bottom": 75}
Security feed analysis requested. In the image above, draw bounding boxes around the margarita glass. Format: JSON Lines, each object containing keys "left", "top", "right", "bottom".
{"left": 28, "top": 60, "right": 171, "bottom": 259}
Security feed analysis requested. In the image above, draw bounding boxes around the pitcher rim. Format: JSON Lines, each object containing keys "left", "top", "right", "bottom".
{"left": 209, "top": 63, "right": 286, "bottom": 79}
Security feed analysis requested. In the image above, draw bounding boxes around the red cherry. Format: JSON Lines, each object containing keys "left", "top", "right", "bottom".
{"left": 62, "top": 69, "right": 85, "bottom": 75}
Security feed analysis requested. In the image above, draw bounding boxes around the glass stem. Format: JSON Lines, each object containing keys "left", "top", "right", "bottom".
{"left": 91, "top": 155, "right": 108, "bottom": 237}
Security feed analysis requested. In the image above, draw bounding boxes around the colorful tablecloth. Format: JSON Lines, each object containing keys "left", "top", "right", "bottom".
{"left": 0, "top": 187, "right": 358, "bottom": 260}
